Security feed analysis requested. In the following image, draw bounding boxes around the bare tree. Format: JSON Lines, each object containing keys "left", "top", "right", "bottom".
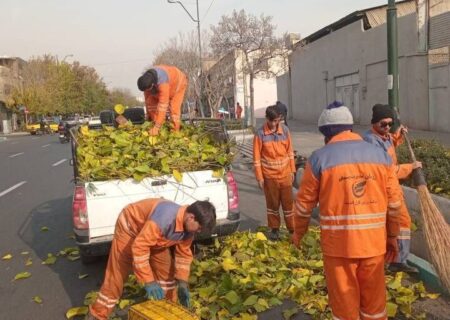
{"left": 204, "top": 56, "right": 234, "bottom": 117}
{"left": 210, "top": 9, "right": 287, "bottom": 126}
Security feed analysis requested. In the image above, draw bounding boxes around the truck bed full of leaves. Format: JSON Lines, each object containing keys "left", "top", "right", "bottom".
{"left": 75, "top": 123, "right": 235, "bottom": 182}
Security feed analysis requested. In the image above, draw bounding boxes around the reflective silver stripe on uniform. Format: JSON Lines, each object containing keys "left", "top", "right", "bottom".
{"left": 133, "top": 261, "right": 149, "bottom": 269}
{"left": 175, "top": 264, "right": 190, "bottom": 271}
{"left": 157, "top": 103, "right": 169, "bottom": 112}
{"left": 388, "top": 201, "right": 401, "bottom": 209}
{"left": 260, "top": 157, "right": 290, "bottom": 168}
{"left": 320, "top": 222, "right": 386, "bottom": 230}
{"left": 118, "top": 213, "right": 136, "bottom": 237}
{"left": 133, "top": 254, "right": 150, "bottom": 262}
{"left": 157, "top": 280, "right": 176, "bottom": 291}
{"left": 177, "top": 257, "right": 191, "bottom": 264}
{"left": 319, "top": 212, "right": 386, "bottom": 221}
{"left": 284, "top": 210, "right": 294, "bottom": 217}
{"left": 98, "top": 292, "right": 119, "bottom": 304}
{"left": 295, "top": 203, "right": 311, "bottom": 217}
{"left": 267, "top": 208, "right": 279, "bottom": 216}
{"left": 96, "top": 299, "right": 116, "bottom": 308}
{"left": 360, "top": 308, "right": 386, "bottom": 319}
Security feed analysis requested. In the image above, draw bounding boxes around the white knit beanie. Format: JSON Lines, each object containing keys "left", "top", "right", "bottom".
{"left": 318, "top": 101, "right": 353, "bottom": 137}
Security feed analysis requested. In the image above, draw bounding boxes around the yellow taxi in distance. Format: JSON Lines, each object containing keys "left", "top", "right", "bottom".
{"left": 26, "top": 121, "right": 59, "bottom": 135}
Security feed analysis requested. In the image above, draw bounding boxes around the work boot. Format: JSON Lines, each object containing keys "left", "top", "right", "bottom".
{"left": 268, "top": 229, "right": 280, "bottom": 241}
{"left": 389, "top": 263, "right": 419, "bottom": 274}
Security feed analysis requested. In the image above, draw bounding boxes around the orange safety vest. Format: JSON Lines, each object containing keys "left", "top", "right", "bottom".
{"left": 117, "top": 199, "right": 193, "bottom": 284}
{"left": 144, "top": 65, "right": 187, "bottom": 126}
{"left": 253, "top": 122, "right": 296, "bottom": 181}
{"left": 295, "top": 131, "right": 402, "bottom": 258}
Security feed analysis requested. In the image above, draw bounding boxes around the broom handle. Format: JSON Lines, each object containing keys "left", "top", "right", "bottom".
{"left": 403, "top": 132, "right": 417, "bottom": 162}
{"left": 402, "top": 132, "right": 427, "bottom": 186}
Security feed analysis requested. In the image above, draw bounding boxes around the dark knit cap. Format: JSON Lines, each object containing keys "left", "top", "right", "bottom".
{"left": 371, "top": 104, "right": 395, "bottom": 124}
{"left": 137, "top": 69, "right": 157, "bottom": 92}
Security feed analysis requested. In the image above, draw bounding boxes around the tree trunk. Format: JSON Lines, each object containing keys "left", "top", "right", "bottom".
{"left": 249, "top": 73, "right": 255, "bottom": 127}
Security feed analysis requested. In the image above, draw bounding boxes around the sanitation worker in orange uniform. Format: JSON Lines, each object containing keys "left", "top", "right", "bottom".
{"left": 87, "top": 199, "right": 216, "bottom": 320}
{"left": 253, "top": 105, "right": 296, "bottom": 240}
{"left": 292, "top": 101, "right": 402, "bottom": 320}
{"left": 363, "top": 104, "right": 422, "bottom": 274}
{"left": 137, "top": 65, "right": 188, "bottom": 136}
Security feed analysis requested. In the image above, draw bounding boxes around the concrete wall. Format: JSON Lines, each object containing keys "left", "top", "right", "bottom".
{"left": 429, "top": 63, "right": 450, "bottom": 132}
{"left": 253, "top": 76, "right": 277, "bottom": 118}
{"left": 286, "top": 13, "right": 431, "bottom": 130}
{"left": 276, "top": 72, "right": 290, "bottom": 118}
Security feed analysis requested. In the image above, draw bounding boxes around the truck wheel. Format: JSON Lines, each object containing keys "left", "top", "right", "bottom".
{"left": 80, "top": 253, "right": 99, "bottom": 265}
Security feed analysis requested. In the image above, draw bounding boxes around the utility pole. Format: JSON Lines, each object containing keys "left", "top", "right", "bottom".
{"left": 387, "top": 0, "right": 400, "bottom": 130}
{"left": 167, "top": 0, "right": 205, "bottom": 117}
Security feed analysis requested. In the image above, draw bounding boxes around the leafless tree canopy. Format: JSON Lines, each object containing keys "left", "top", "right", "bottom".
{"left": 210, "top": 9, "right": 287, "bottom": 125}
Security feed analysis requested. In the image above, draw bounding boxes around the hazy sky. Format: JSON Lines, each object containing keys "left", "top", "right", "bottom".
{"left": 1, "top": 0, "right": 389, "bottom": 97}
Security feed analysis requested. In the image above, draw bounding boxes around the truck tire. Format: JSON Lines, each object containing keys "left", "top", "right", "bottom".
{"left": 80, "top": 253, "right": 99, "bottom": 265}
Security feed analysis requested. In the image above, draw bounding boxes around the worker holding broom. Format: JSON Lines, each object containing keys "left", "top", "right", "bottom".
{"left": 137, "top": 65, "right": 188, "bottom": 136}
{"left": 363, "top": 104, "right": 422, "bottom": 274}
{"left": 253, "top": 105, "right": 296, "bottom": 240}
{"left": 292, "top": 101, "right": 403, "bottom": 320}
{"left": 86, "top": 199, "right": 216, "bottom": 320}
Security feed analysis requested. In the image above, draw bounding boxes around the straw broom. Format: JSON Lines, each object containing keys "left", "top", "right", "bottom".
{"left": 403, "top": 133, "right": 450, "bottom": 291}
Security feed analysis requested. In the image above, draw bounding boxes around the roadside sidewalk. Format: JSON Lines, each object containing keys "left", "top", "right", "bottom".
{"left": 0, "top": 131, "right": 29, "bottom": 137}
{"left": 257, "top": 118, "right": 450, "bottom": 157}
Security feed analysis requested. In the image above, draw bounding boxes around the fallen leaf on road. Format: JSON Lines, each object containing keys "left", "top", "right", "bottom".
{"left": 67, "top": 234, "right": 76, "bottom": 240}
{"left": 118, "top": 299, "right": 132, "bottom": 310}
{"left": 67, "top": 255, "right": 80, "bottom": 261}
{"left": 283, "top": 307, "right": 299, "bottom": 319}
{"left": 2, "top": 254, "right": 12, "bottom": 260}
{"left": 65, "top": 306, "right": 88, "bottom": 319}
{"left": 25, "top": 257, "right": 32, "bottom": 266}
{"left": 42, "top": 253, "right": 57, "bottom": 265}
{"left": 78, "top": 273, "right": 89, "bottom": 279}
{"left": 32, "top": 296, "right": 43, "bottom": 304}
{"left": 14, "top": 271, "right": 31, "bottom": 281}
{"left": 21, "top": 251, "right": 29, "bottom": 255}
{"left": 41, "top": 226, "right": 49, "bottom": 232}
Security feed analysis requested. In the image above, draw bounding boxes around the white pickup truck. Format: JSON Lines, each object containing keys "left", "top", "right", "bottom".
{"left": 70, "top": 119, "right": 240, "bottom": 263}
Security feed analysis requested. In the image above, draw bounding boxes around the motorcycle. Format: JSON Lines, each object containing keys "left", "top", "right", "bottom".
{"left": 58, "top": 122, "right": 70, "bottom": 143}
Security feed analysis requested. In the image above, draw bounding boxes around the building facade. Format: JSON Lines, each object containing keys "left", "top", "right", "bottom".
{"left": 0, "top": 57, "right": 26, "bottom": 133}
{"left": 277, "top": 0, "right": 450, "bottom": 132}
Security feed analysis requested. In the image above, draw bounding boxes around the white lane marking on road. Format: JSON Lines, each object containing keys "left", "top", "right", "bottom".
{"left": 52, "top": 158, "right": 67, "bottom": 167}
{"left": 11, "top": 142, "right": 19, "bottom": 145}
{"left": 9, "top": 152, "right": 24, "bottom": 158}
{"left": 42, "top": 144, "right": 51, "bottom": 148}
{"left": 0, "top": 181, "right": 27, "bottom": 198}
{"left": 31, "top": 137, "right": 39, "bottom": 140}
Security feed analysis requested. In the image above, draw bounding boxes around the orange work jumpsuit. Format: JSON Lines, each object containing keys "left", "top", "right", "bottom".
{"left": 293, "top": 131, "right": 402, "bottom": 320}
{"left": 253, "top": 123, "right": 296, "bottom": 231}
{"left": 363, "top": 128, "right": 413, "bottom": 263}
{"left": 144, "top": 65, "right": 188, "bottom": 131}
{"left": 89, "top": 199, "right": 194, "bottom": 320}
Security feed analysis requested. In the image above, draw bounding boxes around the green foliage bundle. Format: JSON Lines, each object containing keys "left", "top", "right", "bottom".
{"left": 76, "top": 123, "right": 235, "bottom": 182}
{"left": 397, "top": 139, "right": 450, "bottom": 198}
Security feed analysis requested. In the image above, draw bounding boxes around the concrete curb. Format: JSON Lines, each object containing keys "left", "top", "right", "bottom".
{"left": 407, "top": 254, "right": 448, "bottom": 295}
{"left": 402, "top": 186, "right": 450, "bottom": 223}
{"left": 0, "top": 132, "right": 29, "bottom": 137}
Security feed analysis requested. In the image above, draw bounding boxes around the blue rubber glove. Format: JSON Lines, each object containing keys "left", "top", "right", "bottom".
{"left": 177, "top": 280, "right": 190, "bottom": 308}
{"left": 145, "top": 282, "right": 164, "bottom": 300}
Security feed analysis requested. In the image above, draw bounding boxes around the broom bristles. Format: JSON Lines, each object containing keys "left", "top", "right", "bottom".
{"left": 417, "top": 185, "right": 450, "bottom": 292}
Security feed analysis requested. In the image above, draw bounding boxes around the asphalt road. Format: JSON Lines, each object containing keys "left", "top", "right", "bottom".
{"left": 0, "top": 134, "right": 309, "bottom": 320}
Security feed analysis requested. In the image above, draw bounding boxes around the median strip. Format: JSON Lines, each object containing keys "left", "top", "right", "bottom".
{"left": 9, "top": 152, "right": 24, "bottom": 158}
{"left": 0, "top": 181, "right": 27, "bottom": 198}
{"left": 52, "top": 158, "right": 67, "bottom": 167}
